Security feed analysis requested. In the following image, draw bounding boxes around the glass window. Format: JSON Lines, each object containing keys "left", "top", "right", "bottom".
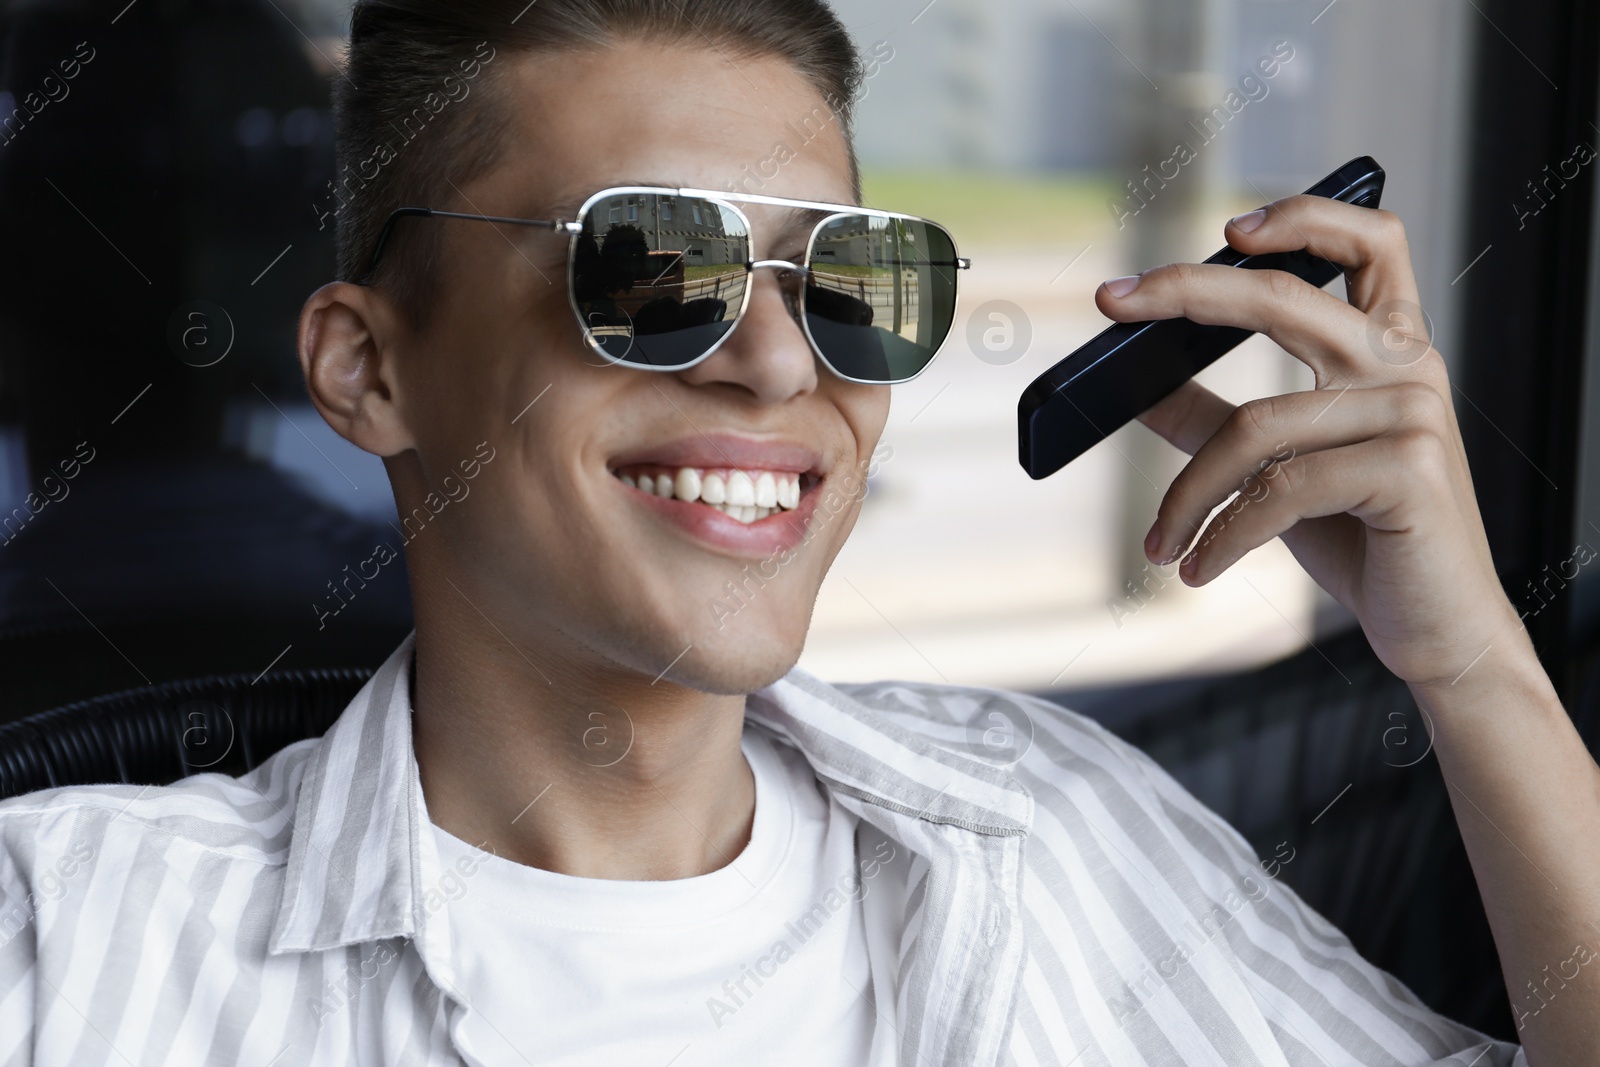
{"left": 802, "top": 0, "right": 1476, "bottom": 692}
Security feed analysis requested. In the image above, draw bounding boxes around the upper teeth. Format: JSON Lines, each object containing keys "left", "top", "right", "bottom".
{"left": 615, "top": 466, "right": 803, "bottom": 524}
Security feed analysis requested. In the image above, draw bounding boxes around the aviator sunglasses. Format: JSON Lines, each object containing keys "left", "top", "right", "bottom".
{"left": 359, "top": 187, "right": 971, "bottom": 385}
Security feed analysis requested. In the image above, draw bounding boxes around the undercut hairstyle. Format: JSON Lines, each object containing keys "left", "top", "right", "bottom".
{"left": 331, "top": 0, "right": 864, "bottom": 328}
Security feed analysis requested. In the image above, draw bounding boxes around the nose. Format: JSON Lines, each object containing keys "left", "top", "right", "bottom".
{"left": 676, "top": 265, "right": 818, "bottom": 404}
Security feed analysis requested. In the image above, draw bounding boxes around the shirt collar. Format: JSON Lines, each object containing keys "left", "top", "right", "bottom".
{"left": 745, "top": 671, "right": 1032, "bottom": 835}
{"left": 269, "top": 633, "right": 425, "bottom": 955}
{"left": 269, "top": 633, "right": 1033, "bottom": 955}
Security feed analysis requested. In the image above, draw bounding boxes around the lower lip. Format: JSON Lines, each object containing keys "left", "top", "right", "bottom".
{"left": 618, "top": 477, "right": 823, "bottom": 557}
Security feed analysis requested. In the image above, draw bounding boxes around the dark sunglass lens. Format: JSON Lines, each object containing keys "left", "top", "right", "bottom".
{"left": 571, "top": 194, "right": 749, "bottom": 367}
{"left": 804, "top": 214, "right": 959, "bottom": 383}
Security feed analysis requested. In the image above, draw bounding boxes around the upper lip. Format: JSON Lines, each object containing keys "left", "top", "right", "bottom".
{"left": 609, "top": 433, "right": 824, "bottom": 474}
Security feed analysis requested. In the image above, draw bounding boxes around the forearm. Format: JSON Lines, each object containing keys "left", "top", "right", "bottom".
{"left": 1413, "top": 637, "right": 1600, "bottom": 1065}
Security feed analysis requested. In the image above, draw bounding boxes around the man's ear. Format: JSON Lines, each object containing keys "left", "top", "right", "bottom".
{"left": 298, "top": 281, "right": 414, "bottom": 457}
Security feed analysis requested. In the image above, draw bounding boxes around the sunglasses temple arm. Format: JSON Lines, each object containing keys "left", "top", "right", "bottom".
{"left": 359, "top": 208, "right": 581, "bottom": 282}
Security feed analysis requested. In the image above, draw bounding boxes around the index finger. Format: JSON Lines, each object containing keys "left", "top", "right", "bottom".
{"left": 1226, "top": 195, "right": 1421, "bottom": 314}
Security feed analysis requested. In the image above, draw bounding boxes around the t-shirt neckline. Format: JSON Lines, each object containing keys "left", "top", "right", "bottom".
{"left": 430, "top": 726, "right": 795, "bottom": 932}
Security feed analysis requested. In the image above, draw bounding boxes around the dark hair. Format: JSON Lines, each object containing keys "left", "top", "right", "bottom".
{"left": 332, "top": 0, "right": 863, "bottom": 327}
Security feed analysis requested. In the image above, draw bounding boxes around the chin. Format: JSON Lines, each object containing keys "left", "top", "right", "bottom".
{"left": 663, "top": 628, "right": 808, "bottom": 696}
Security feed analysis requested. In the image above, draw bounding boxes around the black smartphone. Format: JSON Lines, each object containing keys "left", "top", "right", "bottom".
{"left": 1017, "top": 155, "right": 1386, "bottom": 480}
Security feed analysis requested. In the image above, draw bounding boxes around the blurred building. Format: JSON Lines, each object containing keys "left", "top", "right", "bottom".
{"left": 836, "top": 0, "right": 1466, "bottom": 191}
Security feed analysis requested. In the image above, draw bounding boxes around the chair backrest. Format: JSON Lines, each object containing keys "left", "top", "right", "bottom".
{"left": 0, "top": 668, "right": 373, "bottom": 800}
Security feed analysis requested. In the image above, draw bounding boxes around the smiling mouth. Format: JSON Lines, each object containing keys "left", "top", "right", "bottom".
{"left": 613, "top": 465, "right": 814, "bottom": 524}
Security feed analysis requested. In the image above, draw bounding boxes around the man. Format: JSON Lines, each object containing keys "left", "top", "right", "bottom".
{"left": 2, "top": 1, "right": 1597, "bottom": 1064}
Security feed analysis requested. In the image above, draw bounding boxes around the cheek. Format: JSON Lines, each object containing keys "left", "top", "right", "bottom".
{"left": 409, "top": 291, "right": 583, "bottom": 448}
{"left": 475, "top": 384, "right": 619, "bottom": 545}
{"left": 437, "top": 429, "right": 584, "bottom": 610}
{"left": 832, "top": 380, "right": 891, "bottom": 459}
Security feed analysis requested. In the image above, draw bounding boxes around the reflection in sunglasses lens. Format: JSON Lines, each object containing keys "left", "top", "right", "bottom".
{"left": 573, "top": 194, "right": 749, "bottom": 367}
{"left": 805, "top": 214, "right": 958, "bottom": 383}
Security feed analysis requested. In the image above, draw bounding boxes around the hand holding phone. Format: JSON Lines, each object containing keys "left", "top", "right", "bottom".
{"left": 1017, "top": 156, "right": 1386, "bottom": 480}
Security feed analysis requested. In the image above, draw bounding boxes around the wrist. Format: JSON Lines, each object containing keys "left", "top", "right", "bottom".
{"left": 1400, "top": 587, "right": 1529, "bottom": 692}
{"left": 1407, "top": 631, "right": 1563, "bottom": 742}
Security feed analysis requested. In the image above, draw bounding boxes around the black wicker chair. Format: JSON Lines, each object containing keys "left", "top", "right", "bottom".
{"left": 0, "top": 668, "right": 373, "bottom": 800}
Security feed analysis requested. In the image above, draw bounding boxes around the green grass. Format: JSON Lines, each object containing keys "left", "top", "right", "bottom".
{"left": 683, "top": 264, "right": 744, "bottom": 281}
{"left": 859, "top": 169, "right": 1121, "bottom": 248}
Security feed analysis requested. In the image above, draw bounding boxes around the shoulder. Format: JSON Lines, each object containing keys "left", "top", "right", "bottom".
{"left": 835, "top": 676, "right": 1155, "bottom": 779}
{"left": 0, "top": 735, "right": 322, "bottom": 880}
{"left": 832, "top": 675, "right": 1243, "bottom": 849}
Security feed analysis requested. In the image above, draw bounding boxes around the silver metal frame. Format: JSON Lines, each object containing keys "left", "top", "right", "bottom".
{"left": 363, "top": 186, "right": 971, "bottom": 385}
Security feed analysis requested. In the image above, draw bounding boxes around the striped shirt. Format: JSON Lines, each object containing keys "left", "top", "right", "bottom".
{"left": 0, "top": 633, "right": 1524, "bottom": 1066}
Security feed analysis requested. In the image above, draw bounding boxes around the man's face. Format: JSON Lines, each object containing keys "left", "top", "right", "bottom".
{"left": 387, "top": 41, "right": 888, "bottom": 694}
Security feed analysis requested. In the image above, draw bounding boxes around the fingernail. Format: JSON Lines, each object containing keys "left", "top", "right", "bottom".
{"left": 1144, "top": 522, "right": 1161, "bottom": 558}
{"left": 1103, "top": 275, "right": 1141, "bottom": 298}
{"left": 1230, "top": 208, "right": 1267, "bottom": 233}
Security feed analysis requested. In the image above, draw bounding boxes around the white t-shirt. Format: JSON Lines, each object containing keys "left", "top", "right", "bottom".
{"left": 430, "top": 725, "right": 904, "bottom": 1066}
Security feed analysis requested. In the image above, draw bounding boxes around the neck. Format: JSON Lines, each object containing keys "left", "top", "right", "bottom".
{"left": 409, "top": 595, "right": 754, "bottom": 881}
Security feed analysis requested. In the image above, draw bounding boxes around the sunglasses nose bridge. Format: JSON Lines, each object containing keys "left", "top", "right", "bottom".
{"left": 735, "top": 259, "right": 810, "bottom": 338}
{"left": 748, "top": 258, "right": 808, "bottom": 276}
{"left": 743, "top": 259, "right": 812, "bottom": 332}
